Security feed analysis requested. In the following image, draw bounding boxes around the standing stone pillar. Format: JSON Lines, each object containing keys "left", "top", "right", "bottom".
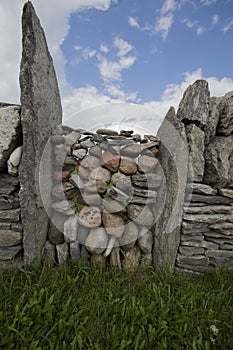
{"left": 19, "top": 2, "right": 62, "bottom": 263}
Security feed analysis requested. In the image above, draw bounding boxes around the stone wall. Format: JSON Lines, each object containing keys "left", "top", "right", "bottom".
{"left": 1, "top": 2, "right": 233, "bottom": 272}
{"left": 0, "top": 104, "right": 23, "bottom": 266}
{"left": 45, "top": 128, "right": 161, "bottom": 269}
{"left": 175, "top": 81, "right": 233, "bottom": 273}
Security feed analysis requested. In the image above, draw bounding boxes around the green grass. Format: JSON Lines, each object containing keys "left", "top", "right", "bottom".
{"left": 0, "top": 263, "right": 233, "bottom": 349}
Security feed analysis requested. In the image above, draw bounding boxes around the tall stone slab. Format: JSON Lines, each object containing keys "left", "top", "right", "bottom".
{"left": 153, "top": 107, "right": 189, "bottom": 269}
{"left": 19, "top": 2, "right": 62, "bottom": 263}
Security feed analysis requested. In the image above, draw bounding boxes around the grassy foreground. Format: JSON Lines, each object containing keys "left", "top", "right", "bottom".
{"left": 0, "top": 263, "right": 233, "bottom": 350}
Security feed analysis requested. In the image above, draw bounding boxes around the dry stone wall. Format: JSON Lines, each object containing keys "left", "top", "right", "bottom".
{"left": 175, "top": 80, "right": 233, "bottom": 273}
{"left": 45, "top": 128, "right": 162, "bottom": 269}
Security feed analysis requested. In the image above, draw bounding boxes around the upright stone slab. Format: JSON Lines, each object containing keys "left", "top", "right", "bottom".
{"left": 19, "top": 2, "right": 62, "bottom": 263}
{"left": 153, "top": 107, "right": 189, "bottom": 269}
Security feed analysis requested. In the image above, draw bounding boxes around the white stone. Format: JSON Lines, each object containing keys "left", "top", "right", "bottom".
{"left": 64, "top": 215, "right": 79, "bottom": 242}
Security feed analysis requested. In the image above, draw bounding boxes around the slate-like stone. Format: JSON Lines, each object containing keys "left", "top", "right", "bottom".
{"left": 19, "top": 2, "right": 62, "bottom": 263}
{"left": 0, "top": 105, "right": 21, "bottom": 171}
{"left": 0, "top": 209, "right": 21, "bottom": 222}
{"left": 177, "top": 254, "right": 209, "bottom": 266}
{"left": 153, "top": 107, "right": 189, "bottom": 269}
{"left": 191, "top": 194, "right": 232, "bottom": 205}
{"left": 0, "top": 174, "right": 19, "bottom": 195}
{"left": 96, "top": 129, "right": 118, "bottom": 136}
{"left": 217, "top": 91, "right": 233, "bottom": 136}
{"left": 177, "top": 80, "right": 210, "bottom": 126}
{"left": 186, "top": 183, "right": 217, "bottom": 196}
{"left": 205, "top": 96, "right": 222, "bottom": 145}
{"left": 64, "top": 215, "right": 79, "bottom": 243}
{"left": 131, "top": 173, "right": 162, "bottom": 189}
{"left": 56, "top": 242, "right": 69, "bottom": 265}
{"left": 0, "top": 230, "right": 22, "bottom": 247}
{"left": 219, "top": 188, "right": 233, "bottom": 198}
{"left": 0, "top": 245, "right": 23, "bottom": 260}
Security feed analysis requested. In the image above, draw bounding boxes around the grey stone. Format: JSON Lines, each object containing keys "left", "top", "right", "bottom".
{"left": 92, "top": 134, "right": 105, "bottom": 143}
{"left": 153, "top": 107, "right": 189, "bottom": 269}
{"left": 43, "top": 240, "right": 56, "bottom": 265}
{"left": 63, "top": 156, "right": 78, "bottom": 167}
{"left": 177, "top": 254, "right": 209, "bottom": 266}
{"left": 64, "top": 131, "right": 81, "bottom": 146}
{"left": 119, "top": 157, "right": 138, "bottom": 175}
{"left": 205, "top": 96, "right": 221, "bottom": 145}
{"left": 111, "top": 173, "right": 132, "bottom": 193}
{"left": 70, "top": 173, "right": 84, "bottom": 189}
{"left": 0, "top": 174, "right": 19, "bottom": 195}
{"left": 119, "top": 221, "right": 138, "bottom": 250}
{"left": 137, "top": 230, "right": 153, "bottom": 254}
{"left": 72, "top": 149, "right": 87, "bottom": 160}
{"left": 184, "top": 205, "right": 232, "bottom": 215}
{"left": 120, "top": 144, "right": 142, "bottom": 158}
{"left": 190, "top": 194, "right": 232, "bottom": 205}
{"left": 0, "top": 230, "right": 22, "bottom": 247}
{"left": 137, "top": 155, "right": 158, "bottom": 173}
{"left": 183, "top": 213, "right": 229, "bottom": 223}
{"left": 186, "top": 183, "right": 217, "bottom": 195}
{"left": 177, "top": 80, "right": 210, "bottom": 126}
{"left": 102, "top": 197, "right": 126, "bottom": 213}
{"left": 131, "top": 173, "right": 162, "bottom": 189}
{"left": 181, "top": 221, "right": 208, "bottom": 231}
{"left": 179, "top": 246, "right": 205, "bottom": 256}
{"left": 70, "top": 241, "right": 81, "bottom": 261}
{"left": 133, "top": 188, "right": 157, "bottom": 199}
{"left": 122, "top": 246, "right": 141, "bottom": 269}
{"left": 90, "top": 167, "right": 111, "bottom": 185}
{"left": 11, "top": 223, "right": 23, "bottom": 232}
{"left": 176, "top": 263, "right": 214, "bottom": 273}
{"left": 209, "top": 223, "right": 233, "bottom": 231}
{"left": 48, "top": 222, "right": 64, "bottom": 245}
{"left": 7, "top": 146, "right": 23, "bottom": 176}
{"left": 0, "top": 245, "right": 23, "bottom": 260}
{"left": 101, "top": 151, "right": 120, "bottom": 173}
{"left": 217, "top": 91, "right": 233, "bottom": 136}
{"left": 56, "top": 242, "right": 69, "bottom": 264}
{"left": 107, "top": 187, "right": 130, "bottom": 202}
{"left": 127, "top": 204, "right": 154, "bottom": 227}
{"left": 64, "top": 215, "right": 79, "bottom": 243}
{"left": 181, "top": 235, "right": 205, "bottom": 242}
{"left": 108, "top": 139, "right": 134, "bottom": 146}
{"left": 89, "top": 145, "right": 102, "bottom": 158}
{"left": 77, "top": 166, "right": 90, "bottom": 181}
{"left": 82, "top": 194, "right": 102, "bottom": 206}
{"left": 219, "top": 188, "right": 233, "bottom": 198}
{"left": 19, "top": 2, "right": 62, "bottom": 263}
{"left": 50, "top": 135, "right": 65, "bottom": 145}
{"left": 110, "top": 247, "right": 122, "bottom": 268}
{"left": 80, "top": 156, "right": 100, "bottom": 169}
{"left": 54, "top": 144, "right": 69, "bottom": 164}
{"left": 186, "top": 124, "right": 205, "bottom": 182}
{"left": 0, "top": 105, "right": 21, "bottom": 171}
{"left": 80, "top": 139, "right": 95, "bottom": 149}
{"left": 0, "top": 197, "right": 13, "bottom": 210}
{"left": 206, "top": 249, "right": 233, "bottom": 258}
{"left": 102, "top": 213, "right": 125, "bottom": 238}
{"left": 86, "top": 227, "right": 108, "bottom": 254}
{"left": 77, "top": 226, "right": 90, "bottom": 245}
{"left": 52, "top": 200, "right": 75, "bottom": 216}
{"left": 0, "top": 209, "right": 21, "bottom": 222}
{"left": 96, "top": 129, "right": 118, "bottom": 136}
{"left": 78, "top": 206, "right": 102, "bottom": 228}
{"left": 204, "top": 135, "right": 233, "bottom": 188}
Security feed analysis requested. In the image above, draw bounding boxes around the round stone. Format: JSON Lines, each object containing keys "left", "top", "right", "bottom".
{"left": 102, "top": 213, "right": 125, "bottom": 238}
{"left": 120, "top": 144, "right": 142, "bottom": 158}
{"left": 89, "top": 145, "right": 102, "bottom": 158}
{"left": 86, "top": 227, "right": 108, "bottom": 254}
{"left": 119, "top": 157, "right": 138, "bottom": 175}
{"left": 127, "top": 204, "right": 154, "bottom": 227}
{"left": 90, "top": 167, "right": 111, "bottom": 185}
{"left": 119, "top": 221, "right": 138, "bottom": 251}
{"left": 138, "top": 155, "right": 158, "bottom": 173}
{"left": 80, "top": 156, "right": 100, "bottom": 169}
{"left": 78, "top": 206, "right": 102, "bottom": 228}
{"left": 101, "top": 151, "right": 120, "bottom": 173}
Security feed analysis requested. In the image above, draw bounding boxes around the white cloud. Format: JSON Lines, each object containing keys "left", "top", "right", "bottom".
{"left": 100, "top": 44, "right": 109, "bottom": 53}
{"left": 98, "top": 55, "right": 136, "bottom": 82}
{"left": 223, "top": 19, "right": 233, "bottom": 33}
{"left": 105, "top": 84, "right": 138, "bottom": 101}
{"left": 82, "top": 47, "right": 97, "bottom": 60}
{"left": 113, "top": 37, "right": 134, "bottom": 57}
{"left": 161, "top": 0, "right": 177, "bottom": 14}
{"left": 200, "top": 0, "right": 217, "bottom": 5}
{"left": 182, "top": 18, "right": 197, "bottom": 28}
{"left": 197, "top": 26, "right": 205, "bottom": 35}
{"left": 212, "top": 14, "right": 219, "bottom": 25}
{"left": 155, "top": 12, "right": 174, "bottom": 39}
{"left": 128, "top": 16, "right": 140, "bottom": 29}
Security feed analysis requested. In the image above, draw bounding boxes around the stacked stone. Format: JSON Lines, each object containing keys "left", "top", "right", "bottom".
{"left": 0, "top": 104, "right": 23, "bottom": 265}
{"left": 175, "top": 80, "right": 233, "bottom": 273}
{"left": 46, "top": 127, "right": 162, "bottom": 268}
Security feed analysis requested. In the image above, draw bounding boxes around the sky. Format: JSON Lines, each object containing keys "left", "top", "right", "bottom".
{"left": 0, "top": 0, "right": 233, "bottom": 134}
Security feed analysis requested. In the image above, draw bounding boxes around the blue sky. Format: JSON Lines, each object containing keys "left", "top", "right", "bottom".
{"left": 1, "top": 0, "right": 233, "bottom": 133}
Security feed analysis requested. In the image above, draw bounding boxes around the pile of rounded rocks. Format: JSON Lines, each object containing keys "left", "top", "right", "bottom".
{"left": 46, "top": 127, "right": 163, "bottom": 269}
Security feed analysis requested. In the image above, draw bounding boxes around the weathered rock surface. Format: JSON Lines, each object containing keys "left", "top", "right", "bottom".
{"left": 86, "top": 227, "right": 108, "bottom": 254}
{"left": 0, "top": 105, "right": 21, "bottom": 171}
{"left": 127, "top": 204, "right": 154, "bottom": 227}
{"left": 78, "top": 206, "right": 102, "bottom": 228}
{"left": 131, "top": 173, "right": 162, "bottom": 189}
{"left": 56, "top": 242, "right": 69, "bottom": 264}
{"left": 122, "top": 246, "right": 141, "bottom": 269}
{"left": 205, "top": 96, "right": 221, "bottom": 145}
{"left": 120, "top": 144, "right": 141, "bottom": 158}
{"left": 119, "top": 157, "right": 138, "bottom": 175}
{"left": 0, "top": 230, "right": 22, "bottom": 247}
{"left": 177, "top": 80, "right": 210, "bottom": 126}
{"left": 7, "top": 146, "right": 22, "bottom": 176}
{"left": 64, "top": 215, "right": 79, "bottom": 242}
{"left": 186, "top": 183, "right": 217, "bottom": 196}
{"left": 119, "top": 221, "right": 138, "bottom": 250}
{"left": 153, "top": 107, "right": 189, "bottom": 268}
{"left": 216, "top": 91, "right": 233, "bottom": 136}
{"left": 204, "top": 136, "right": 233, "bottom": 188}
{"left": 102, "top": 213, "right": 125, "bottom": 238}
{"left": 0, "top": 174, "right": 19, "bottom": 195}
{"left": 101, "top": 151, "right": 120, "bottom": 172}
{"left": 19, "top": 2, "right": 62, "bottom": 263}
{"left": 137, "top": 155, "right": 158, "bottom": 173}
{"left": 90, "top": 167, "right": 111, "bottom": 185}
{"left": 185, "top": 124, "right": 205, "bottom": 182}
{"left": 0, "top": 245, "right": 23, "bottom": 260}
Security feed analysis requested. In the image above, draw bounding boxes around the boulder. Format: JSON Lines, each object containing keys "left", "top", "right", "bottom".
{"left": 205, "top": 96, "right": 222, "bottom": 145}
{"left": 19, "top": 2, "right": 62, "bottom": 263}
{"left": 0, "top": 105, "right": 21, "bottom": 171}
{"left": 177, "top": 79, "right": 210, "bottom": 126}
